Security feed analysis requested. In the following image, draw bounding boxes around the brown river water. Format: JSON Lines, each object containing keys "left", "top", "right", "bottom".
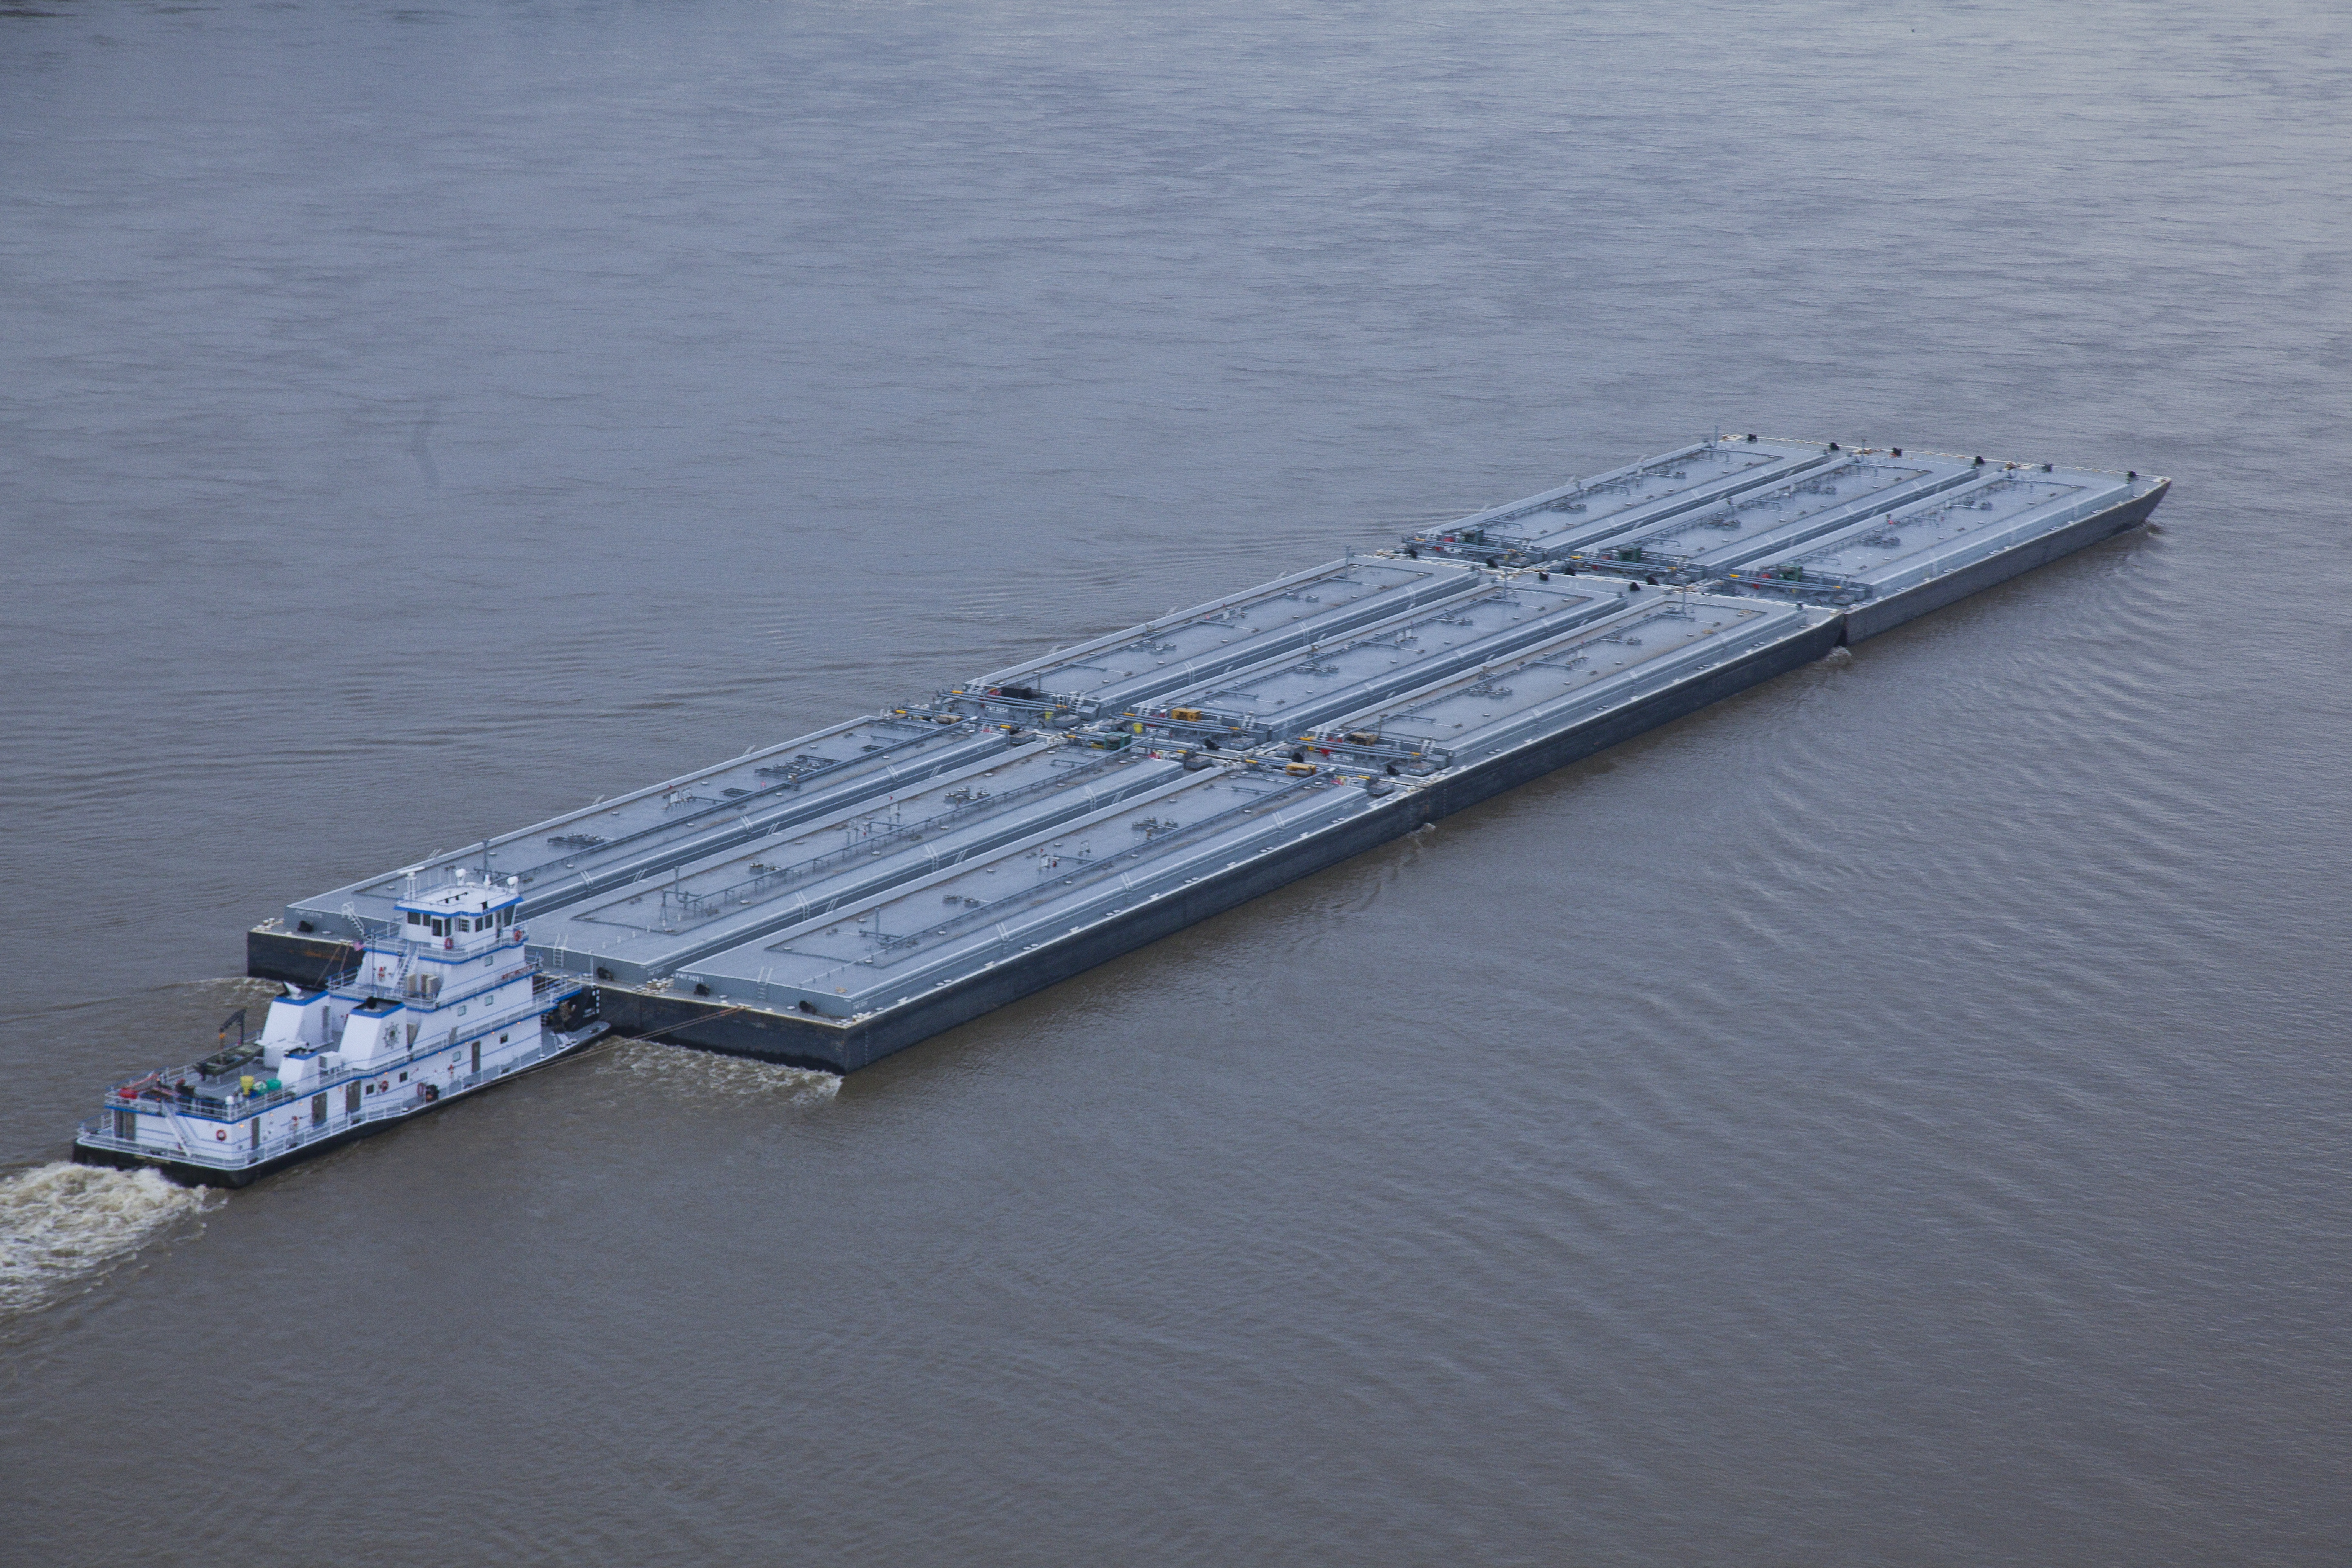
{"left": 3, "top": 2, "right": 2348, "bottom": 1562}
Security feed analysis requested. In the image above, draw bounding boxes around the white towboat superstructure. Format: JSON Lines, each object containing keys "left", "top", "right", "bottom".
{"left": 77, "top": 869, "right": 604, "bottom": 1187}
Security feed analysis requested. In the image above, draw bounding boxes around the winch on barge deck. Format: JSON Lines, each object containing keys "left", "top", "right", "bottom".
{"left": 229, "top": 431, "right": 2163, "bottom": 1084}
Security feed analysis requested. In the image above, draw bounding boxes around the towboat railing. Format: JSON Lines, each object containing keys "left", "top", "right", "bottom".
{"left": 77, "top": 1025, "right": 600, "bottom": 1170}
{"left": 96, "top": 987, "right": 586, "bottom": 1124}
{"left": 346, "top": 944, "right": 534, "bottom": 1009}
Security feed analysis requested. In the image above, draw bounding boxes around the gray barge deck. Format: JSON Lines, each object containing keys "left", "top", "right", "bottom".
{"left": 249, "top": 430, "right": 2167, "bottom": 1072}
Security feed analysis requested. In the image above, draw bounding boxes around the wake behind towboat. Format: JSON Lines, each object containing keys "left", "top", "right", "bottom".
{"left": 76, "top": 869, "right": 604, "bottom": 1188}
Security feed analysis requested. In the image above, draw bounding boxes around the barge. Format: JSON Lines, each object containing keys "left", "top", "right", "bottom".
{"left": 176, "top": 431, "right": 2159, "bottom": 1107}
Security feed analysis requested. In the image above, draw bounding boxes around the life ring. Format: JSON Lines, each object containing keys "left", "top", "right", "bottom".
{"left": 215, "top": 1129, "right": 228, "bottom": 1141}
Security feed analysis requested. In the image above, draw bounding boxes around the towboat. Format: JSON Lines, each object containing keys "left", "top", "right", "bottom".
{"left": 75, "top": 869, "right": 604, "bottom": 1187}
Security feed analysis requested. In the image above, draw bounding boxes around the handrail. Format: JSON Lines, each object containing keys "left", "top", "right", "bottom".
{"left": 102, "top": 987, "right": 581, "bottom": 1120}
{"left": 81, "top": 1028, "right": 593, "bottom": 1169}
{"left": 344, "top": 948, "right": 533, "bottom": 1013}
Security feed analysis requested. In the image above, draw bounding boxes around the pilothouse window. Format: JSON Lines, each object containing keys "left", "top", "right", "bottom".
{"left": 406, "top": 911, "right": 422, "bottom": 927}
{"left": 431, "top": 918, "right": 446, "bottom": 937}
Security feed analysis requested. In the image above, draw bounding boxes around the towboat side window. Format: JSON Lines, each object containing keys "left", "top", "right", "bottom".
{"left": 406, "top": 911, "right": 422, "bottom": 927}
{"left": 431, "top": 918, "right": 447, "bottom": 937}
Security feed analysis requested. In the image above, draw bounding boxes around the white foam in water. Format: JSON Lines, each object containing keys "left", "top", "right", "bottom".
{"left": 0, "top": 1163, "right": 220, "bottom": 1317}
{"left": 591, "top": 1040, "right": 842, "bottom": 1106}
